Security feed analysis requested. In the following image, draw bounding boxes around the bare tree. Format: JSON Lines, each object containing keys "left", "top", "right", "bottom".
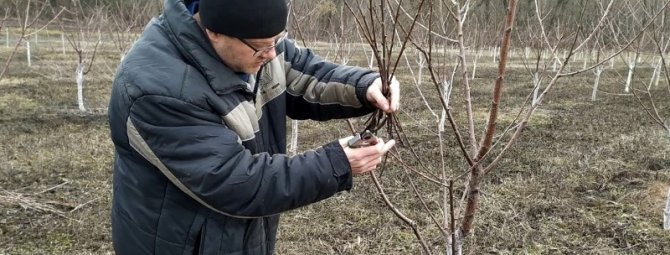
{"left": 0, "top": 8, "right": 9, "bottom": 32}
{"left": 108, "top": 1, "right": 151, "bottom": 61}
{"left": 0, "top": 0, "right": 64, "bottom": 81}
{"left": 344, "top": 0, "right": 432, "bottom": 253}
{"left": 61, "top": 0, "right": 104, "bottom": 112}
{"left": 629, "top": 4, "right": 670, "bottom": 230}
{"left": 340, "top": 0, "right": 668, "bottom": 253}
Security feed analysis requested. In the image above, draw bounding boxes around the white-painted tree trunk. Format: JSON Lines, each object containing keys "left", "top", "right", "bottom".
{"left": 289, "top": 119, "right": 299, "bottom": 156}
{"left": 76, "top": 63, "right": 86, "bottom": 112}
{"left": 664, "top": 187, "right": 670, "bottom": 230}
{"left": 26, "top": 41, "right": 31, "bottom": 67}
{"left": 532, "top": 72, "right": 541, "bottom": 106}
{"left": 552, "top": 58, "right": 559, "bottom": 72}
{"left": 438, "top": 80, "right": 453, "bottom": 132}
{"left": 61, "top": 33, "right": 66, "bottom": 57}
{"left": 446, "top": 230, "right": 463, "bottom": 255}
{"left": 403, "top": 50, "right": 436, "bottom": 118}
{"left": 625, "top": 53, "right": 638, "bottom": 93}
{"left": 583, "top": 53, "right": 588, "bottom": 69}
{"left": 471, "top": 50, "right": 481, "bottom": 79}
{"left": 624, "top": 66, "right": 634, "bottom": 93}
{"left": 650, "top": 58, "right": 662, "bottom": 89}
{"left": 368, "top": 51, "right": 374, "bottom": 69}
{"left": 524, "top": 47, "right": 530, "bottom": 59}
{"left": 5, "top": 30, "right": 8, "bottom": 48}
{"left": 340, "top": 47, "right": 349, "bottom": 66}
{"left": 415, "top": 53, "right": 427, "bottom": 107}
{"left": 592, "top": 66, "right": 604, "bottom": 101}
{"left": 577, "top": 51, "right": 582, "bottom": 62}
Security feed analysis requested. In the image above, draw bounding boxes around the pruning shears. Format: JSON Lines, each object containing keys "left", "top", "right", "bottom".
{"left": 347, "top": 130, "right": 379, "bottom": 148}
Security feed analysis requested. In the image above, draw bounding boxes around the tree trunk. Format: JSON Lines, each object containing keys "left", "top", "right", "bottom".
{"left": 625, "top": 53, "right": 638, "bottom": 93}
{"left": 592, "top": 67, "right": 604, "bottom": 101}
{"left": 61, "top": 33, "right": 66, "bottom": 57}
{"left": 368, "top": 51, "right": 374, "bottom": 69}
{"left": 625, "top": 65, "right": 634, "bottom": 93}
{"left": 26, "top": 41, "right": 31, "bottom": 67}
{"left": 532, "top": 72, "right": 541, "bottom": 106}
{"left": 650, "top": 58, "right": 662, "bottom": 89}
{"left": 524, "top": 47, "right": 530, "bottom": 59}
{"left": 289, "top": 120, "right": 299, "bottom": 156}
{"left": 439, "top": 80, "right": 452, "bottom": 132}
{"left": 446, "top": 230, "right": 463, "bottom": 255}
{"left": 665, "top": 187, "right": 670, "bottom": 230}
{"left": 76, "top": 63, "right": 86, "bottom": 112}
{"left": 552, "top": 58, "right": 558, "bottom": 72}
{"left": 471, "top": 51, "right": 480, "bottom": 79}
{"left": 405, "top": 51, "right": 436, "bottom": 118}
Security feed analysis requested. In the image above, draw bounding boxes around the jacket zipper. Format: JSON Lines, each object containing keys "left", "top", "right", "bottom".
{"left": 252, "top": 66, "right": 264, "bottom": 104}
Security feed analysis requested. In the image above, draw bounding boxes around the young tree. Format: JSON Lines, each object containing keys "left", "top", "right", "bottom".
{"left": 344, "top": 0, "right": 668, "bottom": 253}
{"left": 632, "top": 3, "right": 670, "bottom": 230}
{"left": 0, "top": 9, "right": 7, "bottom": 27}
{"left": 61, "top": 0, "right": 104, "bottom": 112}
{"left": 108, "top": 1, "right": 151, "bottom": 61}
{"left": 0, "top": 0, "right": 63, "bottom": 81}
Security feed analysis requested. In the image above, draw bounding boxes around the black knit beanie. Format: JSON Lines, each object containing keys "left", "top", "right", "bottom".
{"left": 199, "top": 0, "right": 288, "bottom": 39}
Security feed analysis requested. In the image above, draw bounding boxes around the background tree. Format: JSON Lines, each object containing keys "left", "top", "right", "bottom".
{"left": 60, "top": 0, "right": 105, "bottom": 112}
{"left": 0, "top": 0, "right": 63, "bottom": 81}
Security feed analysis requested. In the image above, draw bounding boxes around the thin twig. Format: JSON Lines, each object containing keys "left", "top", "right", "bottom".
{"left": 35, "top": 180, "right": 71, "bottom": 195}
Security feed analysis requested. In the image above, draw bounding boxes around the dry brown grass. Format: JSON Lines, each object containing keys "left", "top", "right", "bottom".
{"left": 1, "top": 41, "right": 669, "bottom": 254}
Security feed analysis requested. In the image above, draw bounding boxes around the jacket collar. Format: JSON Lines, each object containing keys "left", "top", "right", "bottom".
{"left": 161, "top": 0, "right": 252, "bottom": 94}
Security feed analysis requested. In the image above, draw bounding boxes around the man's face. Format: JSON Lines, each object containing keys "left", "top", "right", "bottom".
{"left": 206, "top": 30, "right": 284, "bottom": 74}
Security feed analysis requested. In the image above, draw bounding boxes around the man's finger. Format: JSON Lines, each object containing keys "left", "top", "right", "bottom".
{"left": 369, "top": 89, "right": 389, "bottom": 111}
{"left": 390, "top": 77, "right": 400, "bottom": 112}
{"left": 338, "top": 136, "right": 355, "bottom": 147}
{"left": 380, "top": 139, "right": 395, "bottom": 154}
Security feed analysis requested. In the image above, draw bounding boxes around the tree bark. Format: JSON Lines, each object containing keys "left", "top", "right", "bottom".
{"left": 665, "top": 187, "right": 670, "bottom": 230}
{"left": 76, "top": 62, "right": 86, "bottom": 112}
{"left": 592, "top": 67, "right": 604, "bottom": 101}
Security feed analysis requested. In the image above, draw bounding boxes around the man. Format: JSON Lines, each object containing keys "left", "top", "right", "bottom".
{"left": 108, "top": 0, "right": 399, "bottom": 254}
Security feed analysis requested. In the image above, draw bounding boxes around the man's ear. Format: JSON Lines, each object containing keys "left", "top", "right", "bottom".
{"left": 204, "top": 28, "right": 221, "bottom": 43}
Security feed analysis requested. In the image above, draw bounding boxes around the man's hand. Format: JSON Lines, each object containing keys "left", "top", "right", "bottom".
{"left": 366, "top": 76, "right": 400, "bottom": 113}
{"left": 339, "top": 136, "right": 395, "bottom": 175}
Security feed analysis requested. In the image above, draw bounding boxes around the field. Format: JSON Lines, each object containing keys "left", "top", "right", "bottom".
{"left": 1, "top": 34, "right": 669, "bottom": 254}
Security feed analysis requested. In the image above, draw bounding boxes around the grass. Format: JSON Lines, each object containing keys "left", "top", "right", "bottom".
{"left": 1, "top": 38, "right": 669, "bottom": 254}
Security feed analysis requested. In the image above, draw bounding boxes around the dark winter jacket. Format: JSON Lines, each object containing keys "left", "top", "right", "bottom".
{"left": 107, "top": 0, "right": 379, "bottom": 254}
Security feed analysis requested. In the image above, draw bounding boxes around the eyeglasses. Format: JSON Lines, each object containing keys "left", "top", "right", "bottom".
{"left": 238, "top": 30, "right": 288, "bottom": 57}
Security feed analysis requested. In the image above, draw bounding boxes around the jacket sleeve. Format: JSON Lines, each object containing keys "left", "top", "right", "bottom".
{"left": 281, "top": 39, "right": 379, "bottom": 120}
{"left": 125, "top": 94, "right": 353, "bottom": 218}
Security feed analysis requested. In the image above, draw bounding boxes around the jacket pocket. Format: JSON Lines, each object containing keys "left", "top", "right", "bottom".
{"left": 183, "top": 213, "right": 206, "bottom": 255}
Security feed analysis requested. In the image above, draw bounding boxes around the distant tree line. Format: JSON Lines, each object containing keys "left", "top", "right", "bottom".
{"left": 1, "top": 0, "right": 668, "bottom": 49}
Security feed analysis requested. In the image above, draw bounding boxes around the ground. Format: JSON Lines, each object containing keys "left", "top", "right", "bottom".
{"left": 0, "top": 38, "right": 669, "bottom": 254}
